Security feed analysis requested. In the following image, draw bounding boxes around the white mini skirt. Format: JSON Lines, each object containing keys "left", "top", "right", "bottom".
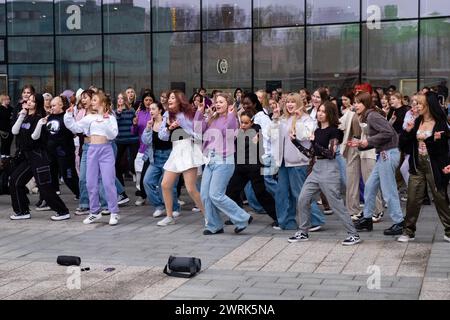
{"left": 163, "top": 139, "right": 205, "bottom": 173}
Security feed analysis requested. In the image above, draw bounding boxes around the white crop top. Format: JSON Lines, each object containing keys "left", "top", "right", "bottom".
{"left": 64, "top": 112, "right": 118, "bottom": 140}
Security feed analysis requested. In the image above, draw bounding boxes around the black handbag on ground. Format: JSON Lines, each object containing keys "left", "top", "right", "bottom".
{"left": 163, "top": 256, "right": 201, "bottom": 278}
{"left": 57, "top": 255, "right": 81, "bottom": 266}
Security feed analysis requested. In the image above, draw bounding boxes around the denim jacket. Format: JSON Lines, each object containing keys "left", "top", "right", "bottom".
{"left": 141, "top": 128, "right": 154, "bottom": 165}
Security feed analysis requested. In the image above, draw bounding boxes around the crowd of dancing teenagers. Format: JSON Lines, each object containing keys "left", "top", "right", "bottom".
{"left": 2, "top": 82, "right": 450, "bottom": 246}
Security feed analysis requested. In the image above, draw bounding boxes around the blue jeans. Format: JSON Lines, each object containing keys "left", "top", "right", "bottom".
{"left": 143, "top": 149, "right": 180, "bottom": 212}
{"left": 276, "top": 164, "right": 325, "bottom": 230}
{"left": 363, "top": 148, "right": 403, "bottom": 224}
{"left": 201, "top": 153, "right": 250, "bottom": 233}
{"left": 79, "top": 143, "right": 124, "bottom": 209}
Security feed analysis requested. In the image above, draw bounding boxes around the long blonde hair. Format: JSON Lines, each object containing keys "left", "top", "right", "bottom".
{"left": 282, "top": 93, "right": 305, "bottom": 134}
{"left": 207, "top": 92, "right": 235, "bottom": 126}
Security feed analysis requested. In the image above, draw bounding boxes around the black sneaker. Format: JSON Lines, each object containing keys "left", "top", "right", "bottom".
{"left": 50, "top": 213, "right": 71, "bottom": 221}
{"left": 234, "top": 216, "right": 253, "bottom": 234}
{"left": 383, "top": 221, "right": 404, "bottom": 236}
{"left": 354, "top": 217, "right": 373, "bottom": 231}
{"left": 288, "top": 231, "right": 309, "bottom": 243}
{"left": 35, "top": 200, "right": 51, "bottom": 211}
{"left": 203, "top": 228, "right": 224, "bottom": 235}
{"left": 271, "top": 221, "right": 282, "bottom": 230}
{"left": 323, "top": 208, "right": 333, "bottom": 215}
{"left": 10, "top": 212, "right": 31, "bottom": 220}
{"left": 422, "top": 198, "right": 431, "bottom": 206}
{"left": 351, "top": 211, "right": 364, "bottom": 221}
{"left": 342, "top": 234, "right": 362, "bottom": 246}
{"left": 117, "top": 193, "right": 130, "bottom": 206}
{"left": 224, "top": 220, "right": 234, "bottom": 225}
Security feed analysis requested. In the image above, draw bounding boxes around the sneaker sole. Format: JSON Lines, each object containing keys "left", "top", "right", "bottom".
{"left": 397, "top": 237, "right": 415, "bottom": 243}
{"left": 342, "top": 239, "right": 362, "bottom": 246}
{"left": 287, "top": 238, "right": 309, "bottom": 243}
{"left": 309, "top": 226, "right": 322, "bottom": 232}
{"left": 10, "top": 215, "right": 31, "bottom": 220}
{"left": 35, "top": 207, "right": 51, "bottom": 211}
{"left": 157, "top": 223, "right": 175, "bottom": 227}
{"left": 51, "top": 215, "right": 70, "bottom": 221}
{"left": 118, "top": 199, "right": 130, "bottom": 206}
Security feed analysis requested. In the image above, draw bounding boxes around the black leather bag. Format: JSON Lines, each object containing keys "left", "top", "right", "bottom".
{"left": 57, "top": 255, "right": 81, "bottom": 266}
{"left": 163, "top": 256, "right": 201, "bottom": 278}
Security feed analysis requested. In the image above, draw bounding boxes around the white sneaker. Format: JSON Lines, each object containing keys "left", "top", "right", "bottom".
{"left": 192, "top": 207, "right": 201, "bottom": 212}
{"left": 10, "top": 213, "right": 31, "bottom": 220}
{"left": 31, "top": 187, "right": 39, "bottom": 194}
{"left": 401, "top": 196, "right": 408, "bottom": 202}
{"left": 178, "top": 199, "right": 185, "bottom": 206}
{"left": 153, "top": 209, "right": 165, "bottom": 218}
{"left": 309, "top": 225, "right": 322, "bottom": 232}
{"left": 83, "top": 214, "right": 102, "bottom": 225}
{"left": 101, "top": 209, "right": 110, "bottom": 215}
{"left": 51, "top": 213, "right": 71, "bottom": 221}
{"left": 444, "top": 235, "right": 450, "bottom": 243}
{"left": 135, "top": 197, "right": 146, "bottom": 206}
{"left": 397, "top": 234, "right": 415, "bottom": 243}
{"left": 157, "top": 216, "right": 175, "bottom": 226}
{"left": 173, "top": 211, "right": 180, "bottom": 218}
{"left": 109, "top": 214, "right": 120, "bottom": 226}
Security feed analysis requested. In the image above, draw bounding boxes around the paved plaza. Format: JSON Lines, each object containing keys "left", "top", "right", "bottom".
{"left": 0, "top": 183, "right": 449, "bottom": 300}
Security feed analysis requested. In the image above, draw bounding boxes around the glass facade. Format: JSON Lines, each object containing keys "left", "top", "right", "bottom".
{"left": 1, "top": 0, "right": 449, "bottom": 102}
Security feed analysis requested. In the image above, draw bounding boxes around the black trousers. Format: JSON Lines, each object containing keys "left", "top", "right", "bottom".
{"left": 9, "top": 149, "right": 69, "bottom": 214}
{"left": 115, "top": 142, "right": 139, "bottom": 186}
{"left": 48, "top": 147, "right": 80, "bottom": 198}
{"left": 226, "top": 164, "right": 277, "bottom": 222}
{"left": 139, "top": 160, "right": 150, "bottom": 199}
{"left": 0, "top": 133, "right": 13, "bottom": 156}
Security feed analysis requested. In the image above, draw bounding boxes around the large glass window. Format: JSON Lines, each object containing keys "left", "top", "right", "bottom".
{"left": 307, "top": 0, "right": 360, "bottom": 24}
{"left": 253, "top": 0, "right": 304, "bottom": 27}
{"left": 420, "top": 18, "right": 450, "bottom": 93}
{"left": 7, "top": 0, "right": 53, "bottom": 35}
{"left": 362, "top": 0, "right": 418, "bottom": 20}
{"left": 104, "top": 34, "right": 151, "bottom": 101}
{"left": 203, "top": 0, "right": 251, "bottom": 30}
{"left": 104, "top": 0, "right": 150, "bottom": 33}
{"left": 8, "top": 36, "right": 53, "bottom": 63}
{"left": 152, "top": 0, "right": 200, "bottom": 31}
{"left": 55, "top": 0, "right": 101, "bottom": 34}
{"left": 153, "top": 32, "right": 200, "bottom": 96}
{"left": 8, "top": 64, "right": 54, "bottom": 101}
{"left": 254, "top": 27, "right": 304, "bottom": 91}
{"left": 421, "top": 1, "right": 450, "bottom": 18}
{"left": 307, "top": 24, "right": 360, "bottom": 95}
{"left": 362, "top": 20, "right": 418, "bottom": 94}
{"left": 55, "top": 35, "right": 102, "bottom": 92}
{"left": 203, "top": 30, "right": 251, "bottom": 92}
{"left": 0, "top": 0, "right": 6, "bottom": 35}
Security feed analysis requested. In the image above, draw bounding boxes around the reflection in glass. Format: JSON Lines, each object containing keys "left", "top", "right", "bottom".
{"left": 8, "top": 37, "right": 53, "bottom": 63}
{"left": 104, "top": 34, "right": 151, "bottom": 101}
{"left": 9, "top": 64, "right": 54, "bottom": 102}
{"left": 0, "top": 0, "right": 6, "bottom": 35}
{"left": 420, "top": 18, "right": 450, "bottom": 90}
{"left": 254, "top": 27, "right": 304, "bottom": 91}
{"left": 55, "top": 0, "right": 101, "bottom": 34}
{"left": 203, "top": 0, "right": 251, "bottom": 29}
{"left": 421, "top": 0, "right": 450, "bottom": 18}
{"left": 55, "top": 35, "right": 102, "bottom": 92}
{"left": 153, "top": 0, "right": 200, "bottom": 31}
{"left": 362, "top": 0, "right": 418, "bottom": 20}
{"left": 362, "top": 21, "right": 418, "bottom": 94}
{"left": 104, "top": 0, "right": 150, "bottom": 33}
{"left": 203, "top": 30, "right": 251, "bottom": 91}
{"left": 307, "top": 0, "right": 359, "bottom": 24}
{"left": 7, "top": 0, "right": 53, "bottom": 35}
{"left": 253, "top": 0, "right": 304, "bottom": 27}
{"left": 307, "top": 24, "right": 359, "bottom": 96}
{"left": 153, "top": 32, "right": 200, "bottom": 96}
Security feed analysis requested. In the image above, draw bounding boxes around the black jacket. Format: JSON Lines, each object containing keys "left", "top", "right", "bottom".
{"left": 399, "top": 118, "right": 450, "bottom": 192}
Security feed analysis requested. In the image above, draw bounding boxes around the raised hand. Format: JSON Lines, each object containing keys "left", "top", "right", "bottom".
{"left": 443, "top": 165, "right": 450, "bottom": 174}
{"left": 66, "top": 106, "right": 74, "bottom": 113}
{"left": 146, "top": 119, "right": 153, "bottom": 130}
{"left": 132, "top": 117, "right": 138, "bottom": 126}
{"left": 405, "top": 120, "right": 415, "bottom": 132}
{"left": 434, "top": 131, "right": 445, "bottom": 141}
{"left": 169, "top": 120, "right": 180, "bottom": 130}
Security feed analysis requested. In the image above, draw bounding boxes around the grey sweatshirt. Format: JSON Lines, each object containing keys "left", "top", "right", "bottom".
{"left": 361, "top": 110, "right": 398, "bottom": 153}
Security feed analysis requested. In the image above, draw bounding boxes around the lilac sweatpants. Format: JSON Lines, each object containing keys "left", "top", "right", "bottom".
{"left": 86, "top": 143, "right": 119, "bottom": 214}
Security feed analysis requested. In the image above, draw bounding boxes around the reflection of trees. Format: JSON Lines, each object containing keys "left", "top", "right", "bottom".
{"left": 254, "top": 2, "right": 304, "bottom": 26}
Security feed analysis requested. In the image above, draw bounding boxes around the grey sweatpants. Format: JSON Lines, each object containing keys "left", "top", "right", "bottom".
{"left": 297, "top": 158, "right": 358, "bottom": 235}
